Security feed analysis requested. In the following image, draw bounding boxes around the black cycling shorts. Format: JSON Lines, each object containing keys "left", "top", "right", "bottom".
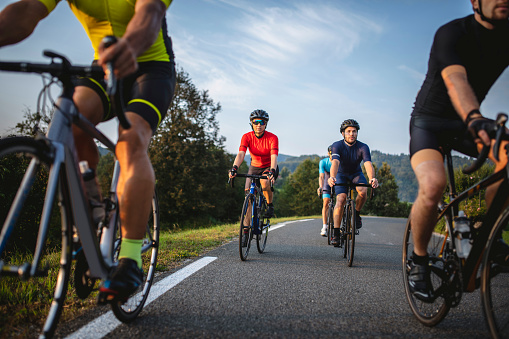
{"left": 75, "top": 60, "right": 176, "bottom": 133}
{"left": 245, "top": 165, "right": 280, "bottom": 190}
{"left": 409, "top": 115, "right": 478, "bottom": 159}
{"left": 335, "top": 171, "right": 367, "bottom": 195}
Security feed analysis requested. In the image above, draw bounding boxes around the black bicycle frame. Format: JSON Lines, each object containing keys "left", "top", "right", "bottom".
{"left": 440, "top": 150, "right": 509, "bottom": 291}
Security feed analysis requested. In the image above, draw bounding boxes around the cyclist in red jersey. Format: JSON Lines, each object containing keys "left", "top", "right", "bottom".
{"left": 229, "top": 109, "right": 279, "bottom": 217}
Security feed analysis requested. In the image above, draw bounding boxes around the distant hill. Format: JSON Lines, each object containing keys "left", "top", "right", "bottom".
{"left": 274, "top": 150, "right": 478, "bottom": 203}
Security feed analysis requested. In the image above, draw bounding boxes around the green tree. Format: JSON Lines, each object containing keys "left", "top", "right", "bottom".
{"left": 149, "top": 68, "right": 243, "bottom": 228}
{"left": 275, "top": 158, "right": 321, "bottom": 217}
{"left": 363, "top": 162, "right": 411, "bottom": 217}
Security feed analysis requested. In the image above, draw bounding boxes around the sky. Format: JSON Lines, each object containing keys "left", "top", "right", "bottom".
{"left": 1, "top": 0, "right": 509, "bottom": 157}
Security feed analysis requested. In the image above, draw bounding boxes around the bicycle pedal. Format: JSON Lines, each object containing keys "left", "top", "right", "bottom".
{"left": 97, "top": 288, "right": 125, "bottom": 305}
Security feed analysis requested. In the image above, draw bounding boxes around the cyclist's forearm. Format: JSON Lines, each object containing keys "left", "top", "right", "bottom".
{"left": 124, "top": 0, "right": 166, "bottom": 57}
{"left": 366, "top": 162, "right": 376, "bottom": 181}
{"left": 319, "top": 173, "right": 324, "bottom": 187}
{"left": 270, "top": 154, "right": 277, "bottom": 170}
{"left": 232, "top": 151, "right": 246, "bottom": 168}
{"left": 442, "top": 66, "right": 480, "bottom": 121}
{"left": 330, "top": 160, "right": 339, "bottom": 179}
{"left": 0, "top": 0, "right": 48, "bottom": 47}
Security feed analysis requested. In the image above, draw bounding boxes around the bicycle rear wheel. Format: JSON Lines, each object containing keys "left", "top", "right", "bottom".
{"left": 0, "top": 137, "right": 72, "bottom": 338}
{"left": 239, "top": 194, "right": 253, "bottom": 261}
{"left": 256, "top": 200, "right": 269, "bottom": 253}
{"left": 402, "top": 211, "right": 450, "bottom": 326}
{"left": 346, "top": 201, "right": 356, "bottom": 267}
{"left": 111, "top": 190, "right": 160, "bottom": 322}
{"left": 481, "top": 206, "right": 509, "bottom": 339}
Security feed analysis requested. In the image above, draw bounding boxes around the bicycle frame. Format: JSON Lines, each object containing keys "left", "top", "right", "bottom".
{"left": 248, "top": 178, "right": 265, "bottom": 233}
{"left": 1, "top": 92, "right": 119, "bottom": 280}
{"left": 436, "top": 149, "right": 509, "bottom": 291}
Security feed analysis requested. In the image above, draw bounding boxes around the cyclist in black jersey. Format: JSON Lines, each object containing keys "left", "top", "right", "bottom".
{"left": 327, "top": 119, "right": 378, "bottom": 246}
{"left": 408, "top": 0, "right": 509, "bottom": 302}
{"left": 0, "top": 0, "right": 176, "bottom": 302}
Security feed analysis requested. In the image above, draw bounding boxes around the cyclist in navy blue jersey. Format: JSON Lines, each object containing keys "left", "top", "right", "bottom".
{"left": 327, "top": 119, "right": 378, "bottom": 246}
{"left": 318, "top": 145, "right": 333, "bottom": 236}
{"left": 408, "top": 0, "right": 509, "bottom": 302}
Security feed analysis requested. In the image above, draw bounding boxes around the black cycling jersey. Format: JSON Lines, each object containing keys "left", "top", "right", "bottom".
{"left": 331, "top": 140, "right": 371, "bottom": 174}
{"left": 412, "top": 15, "right": 509, "bottom": 121}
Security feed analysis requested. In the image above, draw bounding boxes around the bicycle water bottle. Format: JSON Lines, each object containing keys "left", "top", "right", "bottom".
{"left": 454, "top": 210, "right": 472, "bottom": 258}
{"left": 79, "top": 161, "right": 105, "bottom": 225}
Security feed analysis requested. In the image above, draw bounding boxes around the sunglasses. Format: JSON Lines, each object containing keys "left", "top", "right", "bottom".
{"left": 252, "top": 120, "right": 266, "bottom": 126}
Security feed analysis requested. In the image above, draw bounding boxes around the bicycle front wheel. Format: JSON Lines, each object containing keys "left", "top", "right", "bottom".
{"left": 402, "top": 211, "right": 450, "bottom": 327}
{"left": 257, "top": 200, "right": 269, "bottom": 253}
{"left": 346, "top": 202, "right": 356, "bottom": 267}
{"left": 0, "top": 136, "right": 73, "bottom": 338}
{"left": 327, "top": 203, "right": 334, "bottom": 245}
{"left": 111, "top": 190, "right": 160, "bottom": 322}
{"left": 481, "top": 206, "right": 509, "bottom": 338}
{"left": 342, "top": 205, "right": 348, "bottom": 258}
{"left": 239, "top": 194, "right": 253, "bottom": 261}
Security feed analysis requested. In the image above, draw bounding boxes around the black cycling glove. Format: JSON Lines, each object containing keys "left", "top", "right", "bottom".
{"left": 267, "top": 168, "right": 275, "bottom": 179}
{"left": 229, "top": 165, "right": 238, "bottom": 177}
{"left": 468, "top": 117, "right": 496, "bottom": 140}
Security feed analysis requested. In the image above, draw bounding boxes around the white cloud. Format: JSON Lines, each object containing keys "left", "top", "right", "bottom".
{"left": 398, "top": 65, "right": 425, "bottom": 84}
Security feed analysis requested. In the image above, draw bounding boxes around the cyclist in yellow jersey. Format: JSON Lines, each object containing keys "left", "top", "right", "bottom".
{"left": 0, "top": 0, "right": 176, "bottom": 302}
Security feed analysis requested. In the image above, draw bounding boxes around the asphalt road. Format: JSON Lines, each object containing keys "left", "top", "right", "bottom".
{"left": 59, "top": 217, "right": 492, "bottom": 338}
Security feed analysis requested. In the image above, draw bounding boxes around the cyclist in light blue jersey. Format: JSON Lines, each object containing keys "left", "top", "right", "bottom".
{"left": 318, "top": 145, "right": 333, "bottom": 236}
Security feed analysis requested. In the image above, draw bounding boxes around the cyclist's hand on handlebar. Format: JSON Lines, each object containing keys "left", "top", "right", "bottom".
{"left": 317, "top": 187, "right": 322, "bottom": 196}
{"left": 98, "top": 37, "right": 138, "bottom": 79}
{"left": 468, "top": 116, "right": 496, "bottom": 146}
{"left": 228, "top": 165, "right": 238, "bottom": 179}
{"left": 370, "top": 178, "right": 379, "bottom": 189}
{"left": 328, "top": 177, "right": 336, "bottom": 187}
{"left": 267, "top": 168, "right": 276, "bottom": 184}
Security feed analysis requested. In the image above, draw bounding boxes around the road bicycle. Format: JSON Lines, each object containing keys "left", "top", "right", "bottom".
{"left": 402, "top": 113, "right": 509, "bottom": 338}
{"left": 229, "top": 173, "right": 272, "bottom": 261}
{"left": 332, "top": 182, "right": 373, "bottom": 267}
{"left": 0, "top": 45, "right": 159, "bottom": 338}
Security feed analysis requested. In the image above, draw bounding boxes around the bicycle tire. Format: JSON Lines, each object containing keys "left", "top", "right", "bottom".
{"left": 256, "top": 199, "right": 269, "bottom": 253}
{"left": 402, "top": 212, "right": 450, "bottom": 327}
{"left": 327, "top": 203, "right": 334, "bottom": 245}
{"left": 481, "top": 206, "right": 509, "bottom": 339}
{"left": 111, "top": 190, "right": 160, "bottom": 322}
{"left": 0, "top": 136, "right": 72, "bottom": 338}
{"left": 239, "top": 194, "right": 253, "bottom": 261}
{"left": 346, "top": 201, "right": 356, "bottom": 267}
{"left": 342, "top": 205, "right": 348, "bottom": 258}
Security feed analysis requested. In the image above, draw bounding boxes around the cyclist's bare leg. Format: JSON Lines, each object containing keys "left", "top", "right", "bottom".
{"left": 72, "top": 86, "right": 105, "bottom": 170}
{"left": 322, "top": 197, "right": 330, "bottom": 224}
{"left": 333, "top": 193, "right": 347, "bottom": 229}
{"left": 355, "top": 186, "right": 368, "bottom": 212}
{"left": 116, "top": 113, "right": 155, "bottom": 240}
{"left": 261, "top": 178, "right": 273, "bottom": 203}
{"left": 410, "top": 149, "right": 446, "bottom": 256}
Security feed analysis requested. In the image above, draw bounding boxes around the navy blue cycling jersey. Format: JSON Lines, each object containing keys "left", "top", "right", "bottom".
{"left": 331, "top": 140, "right": 371, "bottom": 174}
{"left": 412, "top": 15, "right": 509, "bottom": 120}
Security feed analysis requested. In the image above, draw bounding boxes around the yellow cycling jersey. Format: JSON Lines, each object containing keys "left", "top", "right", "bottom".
{"left": 38, "top": 0, "right": 173, "bottom": 62}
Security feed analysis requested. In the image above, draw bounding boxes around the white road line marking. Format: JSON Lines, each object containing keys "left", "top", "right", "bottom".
{"left": 269, "top": 219, "right": 312, "bottom": 232}
{"left": 65, "top": 256, "right": 217, "bottom": 339}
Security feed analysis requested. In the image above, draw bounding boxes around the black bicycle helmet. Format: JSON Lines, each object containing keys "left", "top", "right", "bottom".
{"left": 250, "top": 109, "right": 269, "bottom": 122}
{"left": 340, "top": 119, "right": 360, "bottom": 133}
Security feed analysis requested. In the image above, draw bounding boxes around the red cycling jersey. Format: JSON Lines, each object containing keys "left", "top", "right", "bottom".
{"left": 239, "top": 131, "right": 279, "bottom": 168}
